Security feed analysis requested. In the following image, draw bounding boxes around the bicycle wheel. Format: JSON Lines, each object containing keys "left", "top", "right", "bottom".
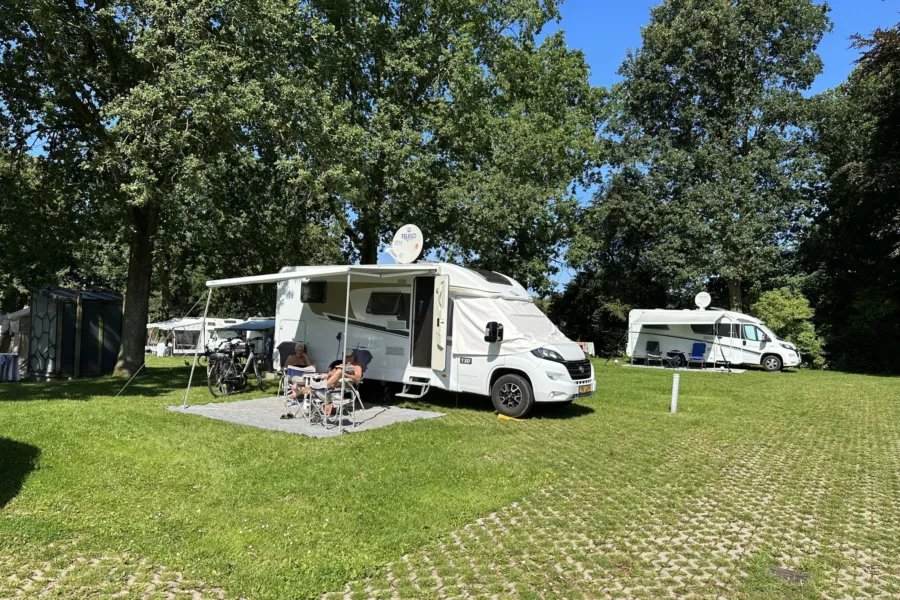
{"left": 253, "top": 359, "right": 265, "bottom": 391}
{"left": 207, "top": 362, "right": 231, "bottom": 398}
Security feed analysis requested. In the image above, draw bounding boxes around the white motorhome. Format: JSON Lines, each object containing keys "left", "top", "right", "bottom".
{"left": 627, "top": 308, "right": 801, "bottom": 371}
{"left": 204, "top": 263, "right": 595, "bottom": 417}
{"left": 146, "top": 317, "right": 243, "bottom": 355}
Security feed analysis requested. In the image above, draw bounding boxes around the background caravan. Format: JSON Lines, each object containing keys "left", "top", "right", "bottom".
{"left": 206, "top": 263, "right": 595, "bottom": 417}
{"left": 626, "top": 306, "right": 801, "bottom": 372}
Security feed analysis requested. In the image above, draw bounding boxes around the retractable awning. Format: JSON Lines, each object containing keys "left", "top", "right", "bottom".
{"left": 223, "top": 319, "right": 275, "bottom": 331}
{"left": 630, "top": 311, "right": 747, "bottom": 327}
{"left": 206, "top": 264, "right": 438, "bottom": 288}
{"left": 147, "top": 317, "right": 205, "bottom": 331}
{"left": 185, "top": 263, "right": 439, "bottom": 419}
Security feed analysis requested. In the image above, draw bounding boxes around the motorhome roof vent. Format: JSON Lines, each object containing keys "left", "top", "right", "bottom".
{"left": 472, "top": 269, "right": 512, "bottom": 285}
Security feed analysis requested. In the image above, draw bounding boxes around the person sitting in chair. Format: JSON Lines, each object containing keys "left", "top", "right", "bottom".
{"left": 288, "top": 351, "right": 361, "bottom": 400}
{"left": 284, "top": 343, "right": 313, "bottom": 369}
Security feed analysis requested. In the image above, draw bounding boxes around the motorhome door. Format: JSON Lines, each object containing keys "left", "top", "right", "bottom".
{"left": 411, "top": 277, "right": 435, "bottom": 367}
{"left": 740, "top": 323, "right": 765, "bottom": 363}
{"left": 431, "top": 275, "right": 449, "bottom": 370}
{"left": 713, "top": 321, "right": 742, "bottom": 365}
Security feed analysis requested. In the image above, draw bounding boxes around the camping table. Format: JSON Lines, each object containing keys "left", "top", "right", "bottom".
{"left": 0, "top": 353, "right": 19, "bottom": 382}
{"left": 285, "top": 369, "right": 330, "bottom": 424}
{"left": 665, "top": 350, "right": 685, "bottom": 368}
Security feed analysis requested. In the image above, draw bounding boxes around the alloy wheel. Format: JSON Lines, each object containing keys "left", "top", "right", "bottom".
{"left": 499, "top": 383, "right": 522, "bottom": 408}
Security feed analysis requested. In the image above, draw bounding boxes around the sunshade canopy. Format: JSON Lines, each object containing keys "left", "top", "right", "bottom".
{"left": 630, "top": 309, "right": 758, "bottom": 327}
{"left": 147, "top": 317, "right": 205, "bottom": 331}
{"left": 206, "top": 264, "right": 438, "bottom": 288}
{"left": 222, "top": 319, "right": 275, "bottom": 331}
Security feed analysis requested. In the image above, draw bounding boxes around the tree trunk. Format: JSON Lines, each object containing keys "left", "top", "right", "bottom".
{"left": 158, "top": 249, "right": 171, "bottom": 320}
{"left": 727, "top": 279, "right": 743, "bottom": 312}
{"left": 358, "top": 220, "right": 379, "bottom": 265}
{"left": 117, "top": 204, "right": 159, "bottom": 375}
{"left": 357, "top": 154, "right": 385, "bottom": 265}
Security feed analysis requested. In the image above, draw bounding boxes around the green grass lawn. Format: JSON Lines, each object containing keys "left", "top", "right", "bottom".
{"left": 1, "top": 358, "right": 899, "bottom": 599}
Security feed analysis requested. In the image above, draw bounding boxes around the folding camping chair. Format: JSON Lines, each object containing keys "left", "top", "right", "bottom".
{"left": 688, "top": 342, "right": 707, "bottom": 370}
{"left": 276, "top": 341, "right": 316, "bottom": 416}
{"left": 320, "top": 348, "right": 373, "bottom": 432}
{"left": 644, "top": 341, "right": 664, "bottom": 367}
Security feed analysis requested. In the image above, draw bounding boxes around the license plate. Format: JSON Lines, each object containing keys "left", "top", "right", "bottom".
{"left": 579, "top": 384, "right": 591, "bottom": 394}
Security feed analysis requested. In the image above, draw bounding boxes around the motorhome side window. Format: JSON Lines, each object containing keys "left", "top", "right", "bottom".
{"left": 691, "top": 324, "right": 715, "bottom": 335}
{"left": 447, "top": 298, "right": 454, "bottom": 337}
{"left": 367, "top": 292, "right": 403, "bottom": 316}
{"left": 715, "top": 323, "right": 740, "bottom": 338}
{"left": 301, "top": 281, "right": 326, "bottom": 303}
{"left": 642, "top": 324, "right": 669, "bottom": 330}
{"left": 743, "top": 325, "right": 763, "bottom": 341}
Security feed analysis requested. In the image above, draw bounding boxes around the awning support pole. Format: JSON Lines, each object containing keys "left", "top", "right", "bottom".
{"left": 338, "top": 270, "right": 351, "bottom": 434}
{"left": 184, "top": 289, "right": 213, "bottom": 408}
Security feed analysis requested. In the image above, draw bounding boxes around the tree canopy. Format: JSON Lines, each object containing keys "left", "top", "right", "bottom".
{"left": 0, "top": 0, "right": 601, "bottom": 373}
{"left": 571, "top": 0, "right": 830, "bottom": 313}
{"left": 800, "top": 21, "right": 900, "bottom": 372}
{"left": 3, "top": 0, "right": 898, "bottom": 375}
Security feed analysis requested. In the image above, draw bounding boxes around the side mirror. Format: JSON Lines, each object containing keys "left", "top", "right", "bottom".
{"left": 484, "top": 322, "right": 504, "bottom": 343}
{"left": 763, "top": 334, "right": 771, "bottom": 342}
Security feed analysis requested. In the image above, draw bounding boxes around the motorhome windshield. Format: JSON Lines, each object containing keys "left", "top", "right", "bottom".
{"left": 505, "top": 300, "right": 562, "bottom": 342}
{"left": 758, "top": 324, "right": 778, "bottom": 340}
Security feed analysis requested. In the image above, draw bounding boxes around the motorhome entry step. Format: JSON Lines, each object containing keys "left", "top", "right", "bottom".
{"left": 396, "top": 381, "right": 431, "bottom": 399}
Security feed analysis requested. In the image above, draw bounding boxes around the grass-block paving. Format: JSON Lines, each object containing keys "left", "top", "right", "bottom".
{"left": 1, "top": 357, "right": 898, "bottom": 599}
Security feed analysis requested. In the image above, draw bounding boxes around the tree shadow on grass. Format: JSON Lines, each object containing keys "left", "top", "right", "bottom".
{"left": 0, "top": 438, "right": 40, "bottom": 509}
{"left": 0, "top": 361, "right": 195, "bottom": 403}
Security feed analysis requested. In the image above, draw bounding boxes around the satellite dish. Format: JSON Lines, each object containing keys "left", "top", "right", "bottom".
{"left": 695, "top": 291, "right": 711, "bottom": 310}
{"left": 388, "top": 224, "right": 423, "bottom": 264}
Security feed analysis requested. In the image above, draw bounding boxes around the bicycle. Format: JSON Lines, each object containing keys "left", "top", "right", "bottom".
{"left": 206, "top": 339, "right": 266, "bottom": 398}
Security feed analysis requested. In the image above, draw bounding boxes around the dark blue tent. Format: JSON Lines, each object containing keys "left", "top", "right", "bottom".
{"left": 28, "top": 288, "right": 123, "bottom": 379}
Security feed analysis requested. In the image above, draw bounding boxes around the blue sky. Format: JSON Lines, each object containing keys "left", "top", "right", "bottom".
{"left": 547, "top": 0, "right": 899, "bottom": 94}
{"left": 381, "top": 1, "right": 899, "bottom": 284}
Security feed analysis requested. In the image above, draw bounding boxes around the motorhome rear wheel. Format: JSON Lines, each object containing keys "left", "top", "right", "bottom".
{"left": 491, "top": 373, "right": 534, "bottom": 418}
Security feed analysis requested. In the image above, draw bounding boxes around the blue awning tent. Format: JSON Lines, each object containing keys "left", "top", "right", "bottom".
{"left": 223, "top": 318, "right": 275, "bottom": 331}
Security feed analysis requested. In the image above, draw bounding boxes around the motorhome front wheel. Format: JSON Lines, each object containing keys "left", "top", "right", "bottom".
{"left": 762, "top": 355, "right": 783, "bottom": 372}
{"left": 491, "top": 374, "right": 535, "bottom": 418}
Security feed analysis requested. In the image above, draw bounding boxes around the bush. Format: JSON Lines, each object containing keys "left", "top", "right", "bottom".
{"left": 751, "top": 288, "right": 827, "bottom": 368}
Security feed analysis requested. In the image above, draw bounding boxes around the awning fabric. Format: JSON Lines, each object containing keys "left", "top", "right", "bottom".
{"left": 146, "top": 318, "right": 205, "bottom": 331}
{"left": 630, "top": 311, "right": 747, "bottom": 327}
{"left": 206, "top": 264, "right": 438, "bottom": 288}
{"left": 223, "top": 319, "right": 275, "bottom": 331}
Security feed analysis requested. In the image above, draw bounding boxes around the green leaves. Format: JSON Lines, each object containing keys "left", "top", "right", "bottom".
{"left": 750, "top": 287, "right": 825, "bottom": 368}
{"left": 802, "top": 21, "right": 900, "bottom": 373}
{"left": 298, "top": 0, "right": 602, "bottom": 292}
{"left": 576, "top": 0, "right": 829, "bottom": 311}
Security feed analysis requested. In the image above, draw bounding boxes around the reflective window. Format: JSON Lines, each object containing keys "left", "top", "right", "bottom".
{"left": 301, "top": 281, "right": 326, "bottom": 303}
{"left": 367, "top": 292, "right": 403, "bottom": 316}
{"left": 716, "top": 323, "right": 740, "bottom": 338}
{"left": 743, "top": 324, "right": 763, "bottom": 341}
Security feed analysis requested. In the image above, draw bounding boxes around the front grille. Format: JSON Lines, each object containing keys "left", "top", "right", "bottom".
{"left": 564, "top": 359, "right": 592, "bottom": 380}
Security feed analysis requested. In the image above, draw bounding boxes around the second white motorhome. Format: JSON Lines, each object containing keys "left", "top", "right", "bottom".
{"left": 626, "top": 307, "right": 801, "bottom": 371}
{"left": 205, "top": 263, "right": 595, "bottom": 417}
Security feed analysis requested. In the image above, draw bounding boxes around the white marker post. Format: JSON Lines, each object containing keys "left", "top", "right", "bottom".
{"left": 671, "top": 373, "right": 680, "bottom": 413}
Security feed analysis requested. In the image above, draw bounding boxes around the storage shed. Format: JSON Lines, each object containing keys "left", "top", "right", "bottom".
{"left": 28, "top": 289, "right": 124, "bottom": 379}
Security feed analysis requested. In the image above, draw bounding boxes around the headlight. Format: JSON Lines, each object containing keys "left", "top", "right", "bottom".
{"left": 779, "top": 342, "right": 796, "bottom": 351}
{"left": 531, "top": 347, "right": 565, "bottom": 362}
